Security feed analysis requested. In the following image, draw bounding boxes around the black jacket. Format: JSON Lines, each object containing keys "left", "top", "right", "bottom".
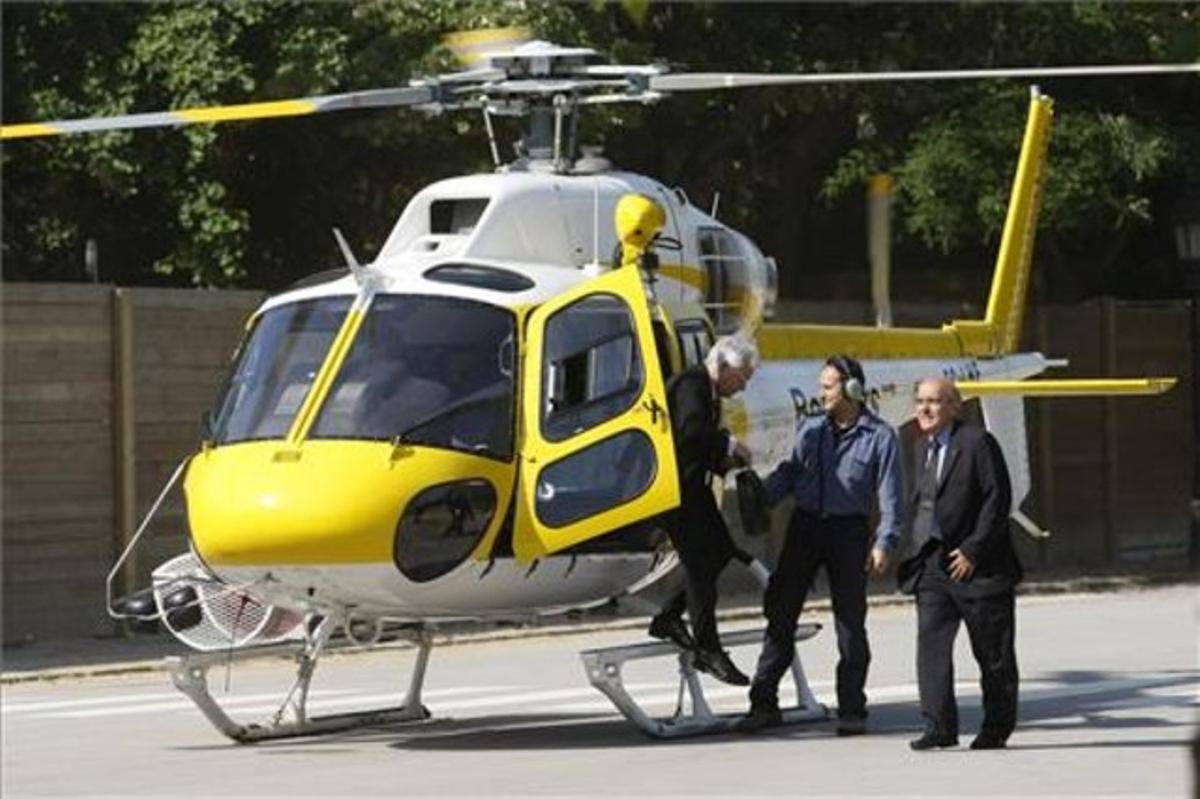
{"left": 898, "top": 421, "right": 1022, "bottom": 597}
{"left": 666, "top": 365, "right": 731, "bottom": 497}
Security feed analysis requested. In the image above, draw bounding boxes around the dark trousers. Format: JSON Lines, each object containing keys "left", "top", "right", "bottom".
{"left": 916, "top": 553, "right": 1019, "bottom": 738}
{"left": 749, "top": 511, "right": 871, "bottom": 718}
{"left": 654, "top": 487, "right": 736, "bottom": 653}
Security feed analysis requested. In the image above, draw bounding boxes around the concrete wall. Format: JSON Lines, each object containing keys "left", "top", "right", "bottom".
{"left": 1, "top": 284, "right": 1193, "bottom": 643}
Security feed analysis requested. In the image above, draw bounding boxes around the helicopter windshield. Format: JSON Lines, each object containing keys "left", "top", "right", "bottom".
{"left": 309, "top": 295, "right": 516, "bottom": 460}
{"left": 210, "top": 297, "right": 353, "bottom": 445}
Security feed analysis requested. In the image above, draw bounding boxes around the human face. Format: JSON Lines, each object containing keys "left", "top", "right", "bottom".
{"left": 914, "top": 379, "right": 955, "bottom": 436}
{"left": 820, "top": 365, "right": 851, "bottom": 416}
{"left": 717, "top": 363, "right": 753, "bottom": 397}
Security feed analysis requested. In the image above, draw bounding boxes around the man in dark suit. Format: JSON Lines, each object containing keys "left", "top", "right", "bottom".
{"left": 648, "top": 335, "right": 757, "bottom": 686}
{"left": 899, "top": 377, "right": 1022, "bottom": 751}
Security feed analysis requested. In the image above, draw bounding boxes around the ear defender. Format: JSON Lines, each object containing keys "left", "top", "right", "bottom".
{"left": 829, "top": 355, "right": 867, "bottom": 402}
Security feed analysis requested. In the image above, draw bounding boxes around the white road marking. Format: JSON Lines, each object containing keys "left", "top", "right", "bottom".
{"left": 26, "top": 684, "right": 513, "bottom": 720}
{"left": 8, "top": 674, "right": 1194, "bottom": 724}
{"left": 3, "top": 692, "right": 192, "bottom": 713}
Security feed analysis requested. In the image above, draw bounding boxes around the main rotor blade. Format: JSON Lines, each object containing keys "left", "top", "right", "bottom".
{"left": 0, "top": 85, "right": 438, "bottom": 140}
{"left": 650, "top": 62, "right": 1200, "bottom": 92}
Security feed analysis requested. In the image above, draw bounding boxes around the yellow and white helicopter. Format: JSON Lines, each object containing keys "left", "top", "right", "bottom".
{"left": 4, "top": 39, "right": 1190, "bottom": 742}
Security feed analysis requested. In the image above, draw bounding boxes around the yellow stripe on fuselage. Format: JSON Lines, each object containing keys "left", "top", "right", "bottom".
{"left": 658, "top": 262, "right": 706, "bottom": 293}
{"left": 757, "top": 323, "right": 964, "bottom": 361}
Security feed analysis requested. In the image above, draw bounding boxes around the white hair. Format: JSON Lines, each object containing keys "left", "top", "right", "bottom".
{"left": 705, "top": 334, "right": 759, "bottom": 373}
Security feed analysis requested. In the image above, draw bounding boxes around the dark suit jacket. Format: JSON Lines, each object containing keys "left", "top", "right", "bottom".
{"left": 666, "top": 365, "right": 731, "bottom": 497}
{"left": 898, "top": 421, "right": 1022, "bottom": 597}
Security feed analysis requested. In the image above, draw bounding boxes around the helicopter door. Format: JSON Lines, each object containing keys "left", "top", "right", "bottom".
{"left": 514, "top": 266, "right": 680, "bottom": 560}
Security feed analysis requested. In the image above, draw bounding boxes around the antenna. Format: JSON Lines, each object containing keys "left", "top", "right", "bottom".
{"left": 710, "top": 192, "right": 721, "bottom": 219}
{"left": 332, "top": 227, "right": 369, "bottom": 285}
{"left": 593, "top": 179, "right": 600, "bottom": 265}
{"left": 584, "top": 177, "right": 603, "bottom": 276}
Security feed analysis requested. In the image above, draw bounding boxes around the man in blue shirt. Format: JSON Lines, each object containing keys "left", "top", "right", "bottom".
{"left": 739, "top": 355, "right": 903, "bottom": 735}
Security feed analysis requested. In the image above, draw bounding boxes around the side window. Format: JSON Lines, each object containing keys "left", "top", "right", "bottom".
{"left": 698, "top": 229, "right": 724, "bottom": 313}
{"left": 675, "top": 320, "right": 714, "bottom": 369}
{"left": 535, "top": 430, "right": 657, "bottom": 527}
{"left": 430, "top": 198, "right": 489, "bottom": 235}
{"left": 651, "top": 319, "right": 676, "bottom": 383}
{"left": 697, "top": 228, "right": 747, "bottom": 334}
{"left": 542, "top": 294, "right": 644, "bottom": 442}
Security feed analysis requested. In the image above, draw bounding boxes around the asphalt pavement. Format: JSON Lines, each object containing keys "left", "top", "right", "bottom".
{"left": 2, "top": 583, "right": 1196, "bottom": 797}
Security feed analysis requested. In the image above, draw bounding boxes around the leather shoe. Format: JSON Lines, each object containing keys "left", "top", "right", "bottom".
{"left": 970, "top": 734, "right": 1008, "bottom": 750}
{"left": 692, "top": 648, "right": 750, "bottom": 686}
{"left": 735, "top": 706, "right": 783, "bottom": 733}
{"left": 836, "top": 716, "right": 867, "bottom": 736}
{"left": 648, "top": 615, "right": 695, "bottom": 651}
{"left": 909, "top": 732, "right": 959, "bottom": 751}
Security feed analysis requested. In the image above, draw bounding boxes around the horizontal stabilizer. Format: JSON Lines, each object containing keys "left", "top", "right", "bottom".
{"left": 960, "top": 378, "right": 1176, "bottom": 398}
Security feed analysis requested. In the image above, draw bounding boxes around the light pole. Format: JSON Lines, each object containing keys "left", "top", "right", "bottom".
{"left": 1173, "top": 190, "right": 1200, "bottom": 570}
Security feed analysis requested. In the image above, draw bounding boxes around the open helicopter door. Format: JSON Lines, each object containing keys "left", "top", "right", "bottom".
{"left": 514, "top": 265, "right": 680, "bottom": 560}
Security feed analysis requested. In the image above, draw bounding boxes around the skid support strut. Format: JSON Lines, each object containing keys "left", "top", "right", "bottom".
{"left": 166, "top": 620, "right": 435, "bottom": 743}
{"left": 580, "top": 554, "right": 827, "bottom": 737}
{"left": 581, "top": 624, "right": 826, "bottom": 738}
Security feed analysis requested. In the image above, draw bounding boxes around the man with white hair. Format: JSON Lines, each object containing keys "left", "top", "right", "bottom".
{"left": 648, "top": 334, "right": 758, "bottom": 686}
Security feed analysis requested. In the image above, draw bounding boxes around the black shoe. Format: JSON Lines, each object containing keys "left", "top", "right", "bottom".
{"left": 736, "top": 706, "right": 783, "bottom": 733}
{"left": 836, "top": 716, "right": 867, "bottom": 736}
{"left": 970, "top": 733, "right": 1008, "bottom": 750}
{"left": 692, "top": 648, "right": 750, "bottom": 686}
{"left": 909, "top": 732, "right": 959, "bottom": 751}
{"left": 648, "top": 615, "right": 695, "bottom": 651}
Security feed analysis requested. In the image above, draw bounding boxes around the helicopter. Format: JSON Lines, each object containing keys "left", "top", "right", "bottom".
{"left": 3, "top": 39, "right": 1190, "bottom": 742}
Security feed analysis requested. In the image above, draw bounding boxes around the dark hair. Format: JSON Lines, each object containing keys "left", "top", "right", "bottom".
{"left": 825, "top": 354, "right": 865, "bottom": 385}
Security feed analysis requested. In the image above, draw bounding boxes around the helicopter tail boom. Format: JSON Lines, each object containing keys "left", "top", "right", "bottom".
{"left": 757, "top": 89, "right": 1054, "bottom": 361}
{"left": 952, "top": 88, "right": 1053, "bottom": 356}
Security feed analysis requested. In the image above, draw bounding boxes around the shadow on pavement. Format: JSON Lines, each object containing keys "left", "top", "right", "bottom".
{"left": 373, "top": 669, "right": 1197, "bottom": 752}
{"left": 165, "top": 667, "right": 1197, "bottom": 754}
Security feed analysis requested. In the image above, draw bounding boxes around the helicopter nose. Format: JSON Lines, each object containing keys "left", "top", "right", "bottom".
{"left": 184, "top": 441, "right": 511, "bottom": 568}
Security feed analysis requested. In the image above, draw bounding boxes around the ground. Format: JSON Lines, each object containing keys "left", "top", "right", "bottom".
{"left": 2, "top": 585, "right": 1196, "bottom": 797}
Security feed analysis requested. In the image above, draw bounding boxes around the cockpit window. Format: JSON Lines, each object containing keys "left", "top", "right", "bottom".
{"left": 211, "top": 297, "right": 352, "bottom": 445}
{"left": 309, "top": 295, "right": 516, "bottom": 460}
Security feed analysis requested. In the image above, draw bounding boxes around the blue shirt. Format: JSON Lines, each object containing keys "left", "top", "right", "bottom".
{"left": 764, "top": 410, "right": 905, "bottom": 550}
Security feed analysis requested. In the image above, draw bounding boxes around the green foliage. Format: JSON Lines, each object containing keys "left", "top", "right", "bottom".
{"left": 2, "top": 1, "right": 1197, "bottom": 300}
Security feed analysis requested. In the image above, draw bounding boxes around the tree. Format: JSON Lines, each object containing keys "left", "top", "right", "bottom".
{"left": 3, "top": 2, "right": 1197, "bottom": 301}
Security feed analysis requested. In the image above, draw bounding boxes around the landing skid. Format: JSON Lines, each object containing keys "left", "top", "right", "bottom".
{"left": 580, "top": 623, "right": 828, "bottom": 738}
{"left": 166, "top": 617, "right": 434, "bottom": 743}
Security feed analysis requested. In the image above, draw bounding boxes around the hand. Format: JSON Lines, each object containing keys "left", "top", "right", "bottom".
{"left": 947, "top": 548, "right": 975, "bottom": 582}
{"left": 865, "top": 546, "right": 889, "bottom": 577}
{"left": 731, "top": 441, "right": 752, "bottom": 468}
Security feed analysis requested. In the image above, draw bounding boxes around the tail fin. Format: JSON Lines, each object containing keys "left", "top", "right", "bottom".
{"left": 950, "top": 88, "right": 1054, "bottom": 355}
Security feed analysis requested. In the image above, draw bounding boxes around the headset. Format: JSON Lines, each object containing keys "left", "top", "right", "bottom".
{"left": 826, "top": 354, "right": 866, "bottom": 403}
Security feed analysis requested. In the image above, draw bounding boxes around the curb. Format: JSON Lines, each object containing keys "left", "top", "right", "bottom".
{"left": 2, "top": 572, "right": 1192, "bottom": 686}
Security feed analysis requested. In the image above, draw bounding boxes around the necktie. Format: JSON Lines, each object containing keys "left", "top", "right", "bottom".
{"left": 913, "top": 437, "right": 941, "bottom": 546}
{"left": 925, "top": 438, "right": 940, "bottom": 482}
